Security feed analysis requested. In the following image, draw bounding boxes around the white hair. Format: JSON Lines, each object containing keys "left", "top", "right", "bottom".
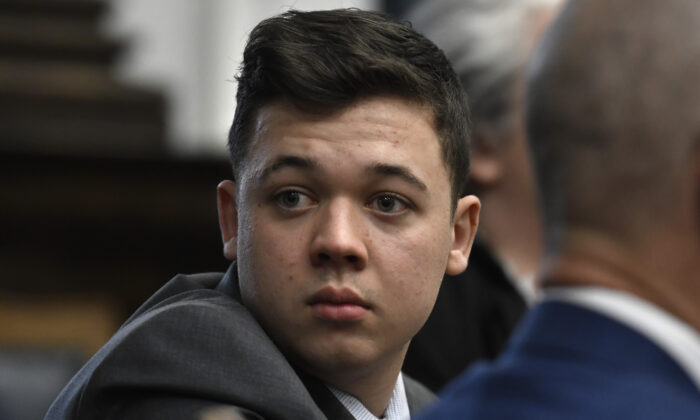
{"left": 407, "top": 0, "right": 562, "bottom": 137}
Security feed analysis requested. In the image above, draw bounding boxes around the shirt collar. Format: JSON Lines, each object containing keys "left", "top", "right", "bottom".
{"left": 327, "top": 372, "right": 410, "bottom": 420}
{"left": 542, "top": 286, "right": 700, "bottom": 391}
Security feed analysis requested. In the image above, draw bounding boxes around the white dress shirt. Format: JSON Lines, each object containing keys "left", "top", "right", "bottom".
{"left": 543, "top": 286, "right": 700, "bottom": 391}
{"left": 327, "top": 372, "right": 410, "bottom": 420}
{"left": 498, "top": 257, "right": 537, "bottom": 305}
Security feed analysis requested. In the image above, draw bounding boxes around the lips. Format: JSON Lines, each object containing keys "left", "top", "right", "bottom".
{"left": 307, "top": 287, "right": 370, "bottom": 322}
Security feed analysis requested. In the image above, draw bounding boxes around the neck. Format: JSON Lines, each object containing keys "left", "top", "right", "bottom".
{"left": 302, "top": 344, "right": 407, "bottom": 417}
{"left": 542, "top": 227, "right": 700, "bottom": 332}
{"left": 478, "top": 196, "right": 542, "bottom": 281}
{"left": 336, "top": 350, "right": 405, "bottom": 417}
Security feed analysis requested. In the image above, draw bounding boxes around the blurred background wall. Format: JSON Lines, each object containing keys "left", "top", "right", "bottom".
{"left": 102, "top": 0, "right": 379, "bottom": 155}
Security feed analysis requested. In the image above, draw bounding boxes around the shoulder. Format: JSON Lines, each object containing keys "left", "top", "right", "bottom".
{"left": 416, "top": 302, "right": 700, "bottom": 419}
{"left": 419, "top": 362, "right": 700, "bottom": 419}
{"left": 48, "top": 271, "right": 326, "bottom": 420}
{"left": 123, "top": 271, "right": 227, "bottom": 322}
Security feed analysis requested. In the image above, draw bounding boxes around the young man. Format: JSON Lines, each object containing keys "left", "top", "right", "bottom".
{"left": 419, "top": 0, "right": 700, "bottom": 418}
{"left": 46, "top": 9, "right": 480, "bottom": 420}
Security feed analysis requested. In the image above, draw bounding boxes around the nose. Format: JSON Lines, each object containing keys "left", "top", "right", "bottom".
{"left": 309, "top": 198, "right": 368, "bottom": 271}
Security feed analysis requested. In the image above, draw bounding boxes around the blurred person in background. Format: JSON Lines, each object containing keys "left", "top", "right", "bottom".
{"left": 45, "top": 8, "right": 481, "bottom": 420}
{"left": 402, "top": 0, "right": 562, "bottom": 392}
{"left": 419, "top": 0, "right": 700, "bottom": 417}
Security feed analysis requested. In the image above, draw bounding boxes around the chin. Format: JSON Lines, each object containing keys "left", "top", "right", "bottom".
{"left": 295, "top": 338, "right": 382, "bottom": 375}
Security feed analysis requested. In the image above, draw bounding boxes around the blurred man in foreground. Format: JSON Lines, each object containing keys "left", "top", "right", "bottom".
{"left": 403, "top": 0, "right": 561, "bottom": 391}
{"left": 419, "top": 0, "right": 700, "bottom": 417}
{"left": 46, "top": 8, "right": 480, "bottom": 420}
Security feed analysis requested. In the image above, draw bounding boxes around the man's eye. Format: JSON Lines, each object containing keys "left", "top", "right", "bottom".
{"left": 369, "top": 194, "right": 408, "bottom": 214}
{"left": 275, "top": 190, "right": 313, "bottom": 209}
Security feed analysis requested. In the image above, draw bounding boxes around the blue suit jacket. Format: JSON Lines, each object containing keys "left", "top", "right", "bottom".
{"left": 418, "top": 301, "right": 700, "bottom": 419}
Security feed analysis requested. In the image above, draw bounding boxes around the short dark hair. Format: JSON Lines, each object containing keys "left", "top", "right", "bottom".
{"left": 228, "top": 8, "right": 471, "bottom": 206}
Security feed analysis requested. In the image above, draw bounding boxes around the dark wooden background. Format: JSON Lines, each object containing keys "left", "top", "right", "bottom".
{"left": 0, "top": 0, "right": 230, "bottom": 355}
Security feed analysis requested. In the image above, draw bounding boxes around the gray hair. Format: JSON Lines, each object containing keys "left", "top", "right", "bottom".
{"left": 407, "top": 0, "right": 561, "bottom": 139}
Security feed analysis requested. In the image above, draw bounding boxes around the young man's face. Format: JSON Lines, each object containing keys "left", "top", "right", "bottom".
{"left": 218, "top": 96, "right": 479, "bottom": 384}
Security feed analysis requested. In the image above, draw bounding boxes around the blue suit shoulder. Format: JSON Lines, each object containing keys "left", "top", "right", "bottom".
{"left": 417, "top": 302, "right": 700, "bottom": 420}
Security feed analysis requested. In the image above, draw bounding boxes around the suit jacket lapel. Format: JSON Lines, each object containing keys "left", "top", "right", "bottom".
{"left": 403, "top": 374, "right": 436, "bottom": 416}
{"left": 294, "top": 369, "right": 356, "bottom": 420}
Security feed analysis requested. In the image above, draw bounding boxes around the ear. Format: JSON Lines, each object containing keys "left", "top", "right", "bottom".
{"left": 445, "top": 195, "right": 481, "bottom": 275}
{"left": 217, "top": 180, "right": 238, "bottom": 261}
{"left": 470, "top": 132, "right": 504, "bottom": 188}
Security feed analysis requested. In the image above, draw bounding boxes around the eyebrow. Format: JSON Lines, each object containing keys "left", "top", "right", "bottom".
{"left": 255, "top": 155, "right": 319, "bottom": 183}
{"left": 254, "top": 156, "right": 428, "bottom": 191}
{"left": 367, "top": 163, "right": 428, "bottom": 191}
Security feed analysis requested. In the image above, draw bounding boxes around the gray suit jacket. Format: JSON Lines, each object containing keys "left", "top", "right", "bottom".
{"left": 45, "top": 263, "right": 435, "bottom": 420}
